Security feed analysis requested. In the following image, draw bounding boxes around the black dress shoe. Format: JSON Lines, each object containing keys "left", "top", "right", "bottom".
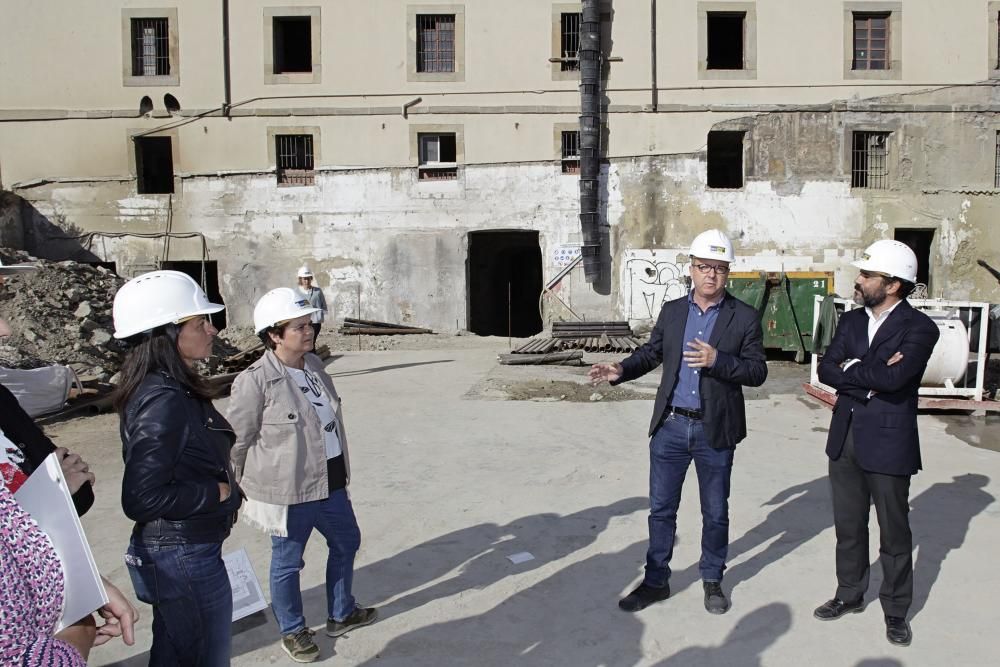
{"left": 813, "top": 597, "right": 864, "bottom": 620}
{"left": 885, "top": 616, "right": 912, "bottom": 646}
{"left": 618, "top": 583, "right": 670, "bottom": 612}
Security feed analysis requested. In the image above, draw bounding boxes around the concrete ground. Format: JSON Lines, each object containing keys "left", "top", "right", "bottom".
{"left": 51, "top": 340, "right": 999, "bottom": 666}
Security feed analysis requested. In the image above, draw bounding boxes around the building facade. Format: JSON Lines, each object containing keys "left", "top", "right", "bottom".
{"left": 2, "top": 0, "right": 1000, "bottom": 333}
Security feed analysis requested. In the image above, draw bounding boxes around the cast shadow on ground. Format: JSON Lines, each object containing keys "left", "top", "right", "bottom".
{"left": 868, "top": 473, "right": 994, "bottom": 619}
{"left": 325, "top": 359, "right": 453, "bottom": 378}
{"left": 229, "top": 496, "right": 648, "bottom": 660}
{"left": 355, "top": 542, "right": 649, "bottom": 667}
{"left": 651, "top": 602, "right": 792, "bottom": 667}
{"left": 634, "top": 476, "right": 833, "bottom": 599}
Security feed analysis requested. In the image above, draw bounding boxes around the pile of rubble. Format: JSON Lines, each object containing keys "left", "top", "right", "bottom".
{"left": 0, "top": 250, "right": 126, "bottom": 382}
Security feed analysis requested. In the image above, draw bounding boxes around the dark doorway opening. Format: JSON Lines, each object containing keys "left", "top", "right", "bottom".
{"left": 468, "top": 231, "right": 543, "bottom": 337}
{"left": 707, "top": 130, "right": 745, "bottom": 189}
{"left": 160, "top": 260, "right": 226, "bottom": 330}
{"left": 707, "top": 12, "right": 745, "bottom": 70}
{"left": 135, "top": 136, "right": 174, "bottom": 194}
{"left": 894, "top": 228, "right": 933, "bottom": 287}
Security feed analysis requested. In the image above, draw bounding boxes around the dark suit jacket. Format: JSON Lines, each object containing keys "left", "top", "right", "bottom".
{"left": 612, "top": 292, "right": 767, "bottom": 448}
{"left": 0, "top": 382, "right": 95, "bottom": 515}
{"left": 818, "top": 299, "right": 940, "bottom": 476}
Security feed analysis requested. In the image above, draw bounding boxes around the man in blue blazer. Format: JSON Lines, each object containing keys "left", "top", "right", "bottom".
{"left": 590, "top": 229, "right": 767, "bottom": 615}
{"left": 815, "top": 240, "right": 940, "bottom": 647}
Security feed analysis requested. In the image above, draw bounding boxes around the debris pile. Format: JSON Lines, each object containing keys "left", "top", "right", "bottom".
{"left": 0, "top": 252, "right": 126, "bottom": 382}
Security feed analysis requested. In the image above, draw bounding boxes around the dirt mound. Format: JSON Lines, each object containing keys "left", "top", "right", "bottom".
{"left": 0, "top": 251, "right": 127, "bottom": 380}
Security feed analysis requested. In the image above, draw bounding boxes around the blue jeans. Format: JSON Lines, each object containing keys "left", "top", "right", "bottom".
{"left": 125, "top": 540, "right": 233, "bottom": 667}
{"left": 644, "top": 413, "right": 735, "bottom": 587}
{"left": 270, "top": 488, "right": 362, "bottom": 635}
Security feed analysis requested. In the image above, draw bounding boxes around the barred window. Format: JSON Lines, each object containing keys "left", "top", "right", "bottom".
{"left": 561, "top": 131, "right": 580, "bottom": 174}
{"left": 276, "top": 135, "right": 315, "bottom": 186}
{"left": 853, "top": 13, "right": 890, "bottom": 71}
{"left": 131, "top": 18, "right": 170, "bottom": 76}
{"left": 851, "top": 131, "right": 890, "bottom": 189}
{"left": 560, "top": 13, "right": 581, "bottom": 72}
{"left": 416, "top": 14, "right": 455, "bottom": 73}
{"left": 418, "top": 133, "right": 457, "bottom": 180}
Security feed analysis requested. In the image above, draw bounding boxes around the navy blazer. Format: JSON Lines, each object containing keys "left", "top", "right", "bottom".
{"left": 818, "top": 299, "right": 940, "bottom": 476}
{"left": 613, "top": 292, "right": 767, "bottom": 449}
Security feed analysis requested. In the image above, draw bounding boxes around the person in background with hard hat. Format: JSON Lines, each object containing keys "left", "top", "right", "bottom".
{"left": 814, "top": 240, "right": 939, "bottom": 647}
{"left": 295, "top": 266, "right": 327, "bottom": 341}
{"left": 112, "top": 270, "right": 243, "bottom": 666}
{"left": 590, "top": 229, "right": 767, "bottom": 616}
{"left": 228, "top": 288, "right": 376, "bottom": 664}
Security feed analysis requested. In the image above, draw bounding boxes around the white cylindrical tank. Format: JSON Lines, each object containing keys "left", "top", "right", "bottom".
{"left": 921, "top": 317, "right": 970, "bottom": 386}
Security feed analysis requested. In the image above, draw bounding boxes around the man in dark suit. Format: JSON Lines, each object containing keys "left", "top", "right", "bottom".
{"left": 590, "top": 229, "right": 767, "bottom": 615}
{"left": 814, "top": 239, "right": 939, "bottom": 647}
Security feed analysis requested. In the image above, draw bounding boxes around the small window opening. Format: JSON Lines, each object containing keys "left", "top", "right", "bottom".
{"left": 273, "top": 17, "right": 312, "bottom": 74}
{"left": 851, "top": 131, "right": 890, "bottom": 189}
{"left": 139, "top": 96, "right": 153, "bottom": 116}
{"left": 163, "top": 94, "right": 180, "bottom": 113}
{"left": 416, "top": 14, "right": 456, "bottom": 73}
{"left": 561, "top": 131, "right": 581, "bottom": 174}
{"left": 418, "top": 133, "right": 457, "bottom": 180}
{"left": 135, "top": 136, "right": 174, "bottom": 194}
{"left": 275, "top": 134, "right": 315, "bottom": 186}
{"left": 707, "top": 131, "right": 744, "bottom": 189}
{"left": 852, "top": 13, "right": 890, "bottom": 71}
{"left": 706, "top": 12, "right": 745, "bottom": 70}
{"left": 131, "top": 17, "right": 170, "bottom": 76}
{"left": 560, "top": 13, "right": 581, "bottom": 72}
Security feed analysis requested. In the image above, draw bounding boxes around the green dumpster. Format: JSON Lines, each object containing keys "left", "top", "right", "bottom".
{"left": 726, "top": 271, "right": 834, "bottom": 362}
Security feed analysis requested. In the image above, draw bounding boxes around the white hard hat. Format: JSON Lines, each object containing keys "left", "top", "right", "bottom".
{"left": 113, "top": 270, "right": 224, "bottom": 339}
{"left": 0, "top": 259, "right": 38, "bottom": 275}
{"left": 253, "top": 287, "right": 320, "bottom": 334}
{"left": 689, "top": 229, "right": 735, "bottom": 263}
{"left": 852, "top": 240, "right": 918, "bottom": 284}
{"left": 297, "top": 266, "right": 313, "bottom": 279}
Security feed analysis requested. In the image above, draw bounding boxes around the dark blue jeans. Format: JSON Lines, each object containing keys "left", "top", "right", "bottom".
{"left": 644, "top": 413, "right": 735, "bottom": 587}
{"left": 125, "top": 540, "right": 233, "bottom": 667}
{"left": 270, "top": 488, "right": 362, "bottom": 635}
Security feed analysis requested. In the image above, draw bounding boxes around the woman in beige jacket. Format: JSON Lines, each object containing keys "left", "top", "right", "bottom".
{"left": 228, "top": 288, "right": 376, "bottom": 663}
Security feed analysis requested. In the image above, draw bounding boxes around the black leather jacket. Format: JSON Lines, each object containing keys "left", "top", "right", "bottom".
{"left": 0, "top": 383, "right": 95, "bottom": 515}
{"left": 120, "top": 371, "right": 242, "bottom": 545}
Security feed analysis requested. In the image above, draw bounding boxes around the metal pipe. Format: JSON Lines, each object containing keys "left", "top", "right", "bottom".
{"left": 222, "top": 0, "right": 232, "bottom": 117}
{"left": 650, "top": 0, "right": 658, "bottom": 111}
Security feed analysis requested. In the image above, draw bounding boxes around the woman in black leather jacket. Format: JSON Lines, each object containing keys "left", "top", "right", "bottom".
{"left": 112, "top": 270, "right": 242, "bottom": 667}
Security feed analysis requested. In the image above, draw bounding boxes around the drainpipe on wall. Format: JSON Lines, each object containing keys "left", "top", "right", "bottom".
{"left": 650, "top": 0, "right": 658, "bottom": 111}
{"left": 222, "top": 0, "right": 232, "bottom": 117}
{"left": 579, "top": 0, "right": 602, "bottom": 284}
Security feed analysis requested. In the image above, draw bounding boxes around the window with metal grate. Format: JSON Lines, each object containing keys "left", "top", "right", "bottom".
{"left": 276, "top": 134, "right": 315, "bottom": 186}
{"left": 560, "top": 13, "right": 581, "bottom": 72}
{"left": 131, "top": 18, "right": 170, "bottom": 76}
{"left": 416, "top": 14, "right": 456, "bottom": 73}
{"left": 851, "top": 131, "right": 890, "bottom": 189}
{"left": 561, "top": 131, "right": 580, "bottom": 174}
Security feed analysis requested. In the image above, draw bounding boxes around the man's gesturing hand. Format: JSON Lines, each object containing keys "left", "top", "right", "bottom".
{"left": 683, "top": 338, "right": 717, "bottom": 368}
{"left": 589, "top": 362, "right": 623, "bottom": 385}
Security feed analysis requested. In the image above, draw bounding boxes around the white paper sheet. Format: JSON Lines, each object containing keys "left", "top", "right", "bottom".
{"left": 15, "top": 452, "right": 108, "bottom": 632}
{"left": 224, "top": 547, "right": 269, "bottom": 622}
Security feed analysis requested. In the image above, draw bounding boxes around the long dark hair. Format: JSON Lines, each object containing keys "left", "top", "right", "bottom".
{"left": 113, "top": 324, "right": 217, "bottom": 413}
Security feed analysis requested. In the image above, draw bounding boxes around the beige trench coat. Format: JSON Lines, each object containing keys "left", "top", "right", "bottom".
{"left": 228, "top": 349, "right": 350, "bottom": 505}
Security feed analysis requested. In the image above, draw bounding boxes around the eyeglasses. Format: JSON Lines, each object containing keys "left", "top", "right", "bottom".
{"left": 693, "top": 263, "right": 730, "bottom": 276}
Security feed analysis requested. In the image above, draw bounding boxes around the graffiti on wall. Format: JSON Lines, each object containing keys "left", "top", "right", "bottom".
{"left": 623, "top": 249, "right": 689, "bottom": 320}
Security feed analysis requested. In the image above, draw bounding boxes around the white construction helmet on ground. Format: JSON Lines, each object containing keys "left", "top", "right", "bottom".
{"left": 297, "top": 265, "right": 313, "bottom": 279}
{"left": 852, "top": 240, "right": 918, "bottom": 284}
{"left": 689, "top": 229, "right": 735, "bottom": 263}
{"left": 254, "top": 287, "right": 320, "bottom": 334}
{"left": 113, "top": 270, "right": 224, "bottom": 339}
